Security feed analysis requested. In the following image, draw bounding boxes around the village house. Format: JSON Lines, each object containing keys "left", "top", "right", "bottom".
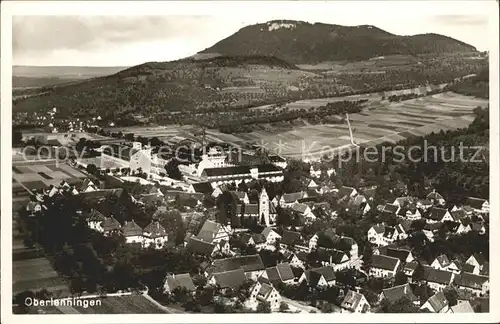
{"left": 101, "top": 216, "right": 122, "bottom": 236}
{"left": 426, "top": 207, "right": 454, "bottom": 223}
{"left": 241, "top": 233, "right": 267, "bottom": 251}
{"left": 403, "top": 261, "right": 420, "bottom": 281}
{"left": 197, "top": 219, "right": 231, "bottom": 244}
{"left": 454, "top": 220, "right": 472, "bottom": 235}
{"left": 142, "top": 220, "right": 168, "bottom": 249}
{"left": 163, "top": 273, "right": 196, "bottom": 294}
{"left": 187, "top": 182, "right": 214, "bottom": 195}
{"left": 450, "top": 300, "right": 475, "bottom": 313}
{"left": 315, "top": 247, "right": 350, "bottom": 271}
{"left": 284, "top": 251, "right": 307, "bottom": 270}
{"left": 471, "top": 222, "right": 486, "bottom": 235}
{"left": 420, "top": 291, "right": 450, "bottom": 313}
{"left": 122, "top": 220, "right": 143, "bottom": 244}
{"left": 422, "top": 266, "right": 454, "bottom": 291}
{"left": 338, "top": 186, "right": 358, "bottom": 199}
{"left": 231, "top": 190, "right": 250, "bottom": 204}
{"left": 234, "top": 188, "right": 277, "bottom": 227}
{"left": 341, "top": 290, "right": 370, "bottom": 313}
{"left": 384, "top": 247, "right": 414, "bottom": 263}
{"left": 464, "top": 197, "right": 489, "bottom": 214}
{"left": 246, "top": 281, "right": 282, "bottom": 312}
{"left": 261, "top": 227, "right": 282, "bottom": 246}
{"left": 417, "top": 199, "right": 433, "bottom": 211}
{"left": 186, "top": 236, "right": 217, "bottom": 257}
{"left": 209, "top": 255, "right": 266, "bottom": 281}
{"left": 260, "top": 263, "right": 296, "bottom": 286}
{"left": 26, "top": 201, "right": 47, "bottom": 217}
{"left": 200, "top": 164, "right": 284, "bottom": 185}
{"left": 299, "top": 266, "right": 336, "bottom": 288}
{"left": 431, "top": 254, "right": 451, "bottom": 271}
{"left": 307, "top": 179, "right": 319, "bottom": 189}
{"left": 280, "top": 230, "right": 309, "bottom": 252}
{"left": 454, "top": 273, "right": 489, "bottom": 297}
{"left": 392, "top": 196, "right": 415, "bottom": 208}
{"left": 379, "top": 283, "right": 419, "bottom": 305}
{"left": 208, "top": 268, "right": 248, "bottom": 291}
{"left": 85, "top": 209, "right": 106, "bottom": 232}
{"left": 462, "top": 263, "right": 480, "bottom": 275}
{"left": 380, "top": 203, "right": 401, "bottom": 215}
{"left": 367, "top": 225, "right": 386, "bottom": 246}
{"left": 279, "top": 191, "right": 308, "bottom": 207}
{"left": 370, "top": 255, "right": 400, "bottom": 278}
{"left": 290, "top": 202, "right": 316, "bottom": 223}
{"left": 427, "top": 190, "right": 446, "bottom": 206}
{"left": 466, "top": 254, "right": 487, "bottom": 272}
{"left": 269, "top": 155, "right": 287, "bottom": 169}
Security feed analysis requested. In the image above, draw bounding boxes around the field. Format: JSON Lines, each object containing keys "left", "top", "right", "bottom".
{"left": 108, "top": 91, "right": 487, "bottom": 161}
{"left": 21, "top": 131, "right": 110, "bottom": 145}
{"left": 12, "top": 161, "right": 87, "bottom": 193}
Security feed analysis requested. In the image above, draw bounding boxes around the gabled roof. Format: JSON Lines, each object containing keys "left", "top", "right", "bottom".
{"left": 469, "top": 253, "right": 487, "bottom": 265}
{"left": 281, "top": 230, "right": 303, "bottom": 246}
{"left": 212, "top": 268, "right": 247, "bottom": 289}
{"left": 465, "top": 197, "right": 488, "bottom": 209}
{"left": 165, "top": 273, "right": 196, "bottom": 292}
{"left": 339, "top": 186, "right": 356, "bottom": 198}
{"left": 86, "top": 209, "right": 106, "bottom": 222}
{"left": 427, "top": 191, "right": 444, "bottom": 201}
{"left": 471, "top": 222, "right": 485, "bottom": 232}
{"left": 423, "top": 266, "right": 453, "bottom": 285}
{"left": 236, "top": 203, "right": 259, "bottom": 216}
{"left": 276, "top": 263, "right": 295, "bottom": 281}
{"left": 203, "top": 166, "right": 250, "bottom": 177}
{"left": 386, "top": 248, "right": 412, "bottom": 262}
{"left": 382, "top": 203, "right": 399, "bottom": 214}
{"left": 197, "top": 219, "right": 223, "bottom": 243}
{"left": 187, "top": 237, "right": 215, "bottom": 255}
{"left": 341, "top": 290, "right": 366, "bottom": 311}
{"left": 317, "top": 247, "right": 347, "bottom": 264}
{"left": 454, "top": 272, "right": 489, "bottom": 290}
{"left": 424, "top": 291, "right": 449, "bottom": 312}
{"left": 101, "top": 216, "right": 121, "bottom": 231}
{"left": 383, "top": 226, "right": 396, "bottom": 239}
{"left": 304, "top": 266, "right": 336, "bottom": 285}
{"left": 370, "top": 224, "right": 385, "bottom": 234}
{"left": 265, "top": 267, "right": 281, "bottom": 285}
{"left": 291, "top": 202, "right": 309, "bottom": 214}
{"left": 371, "top": 255, "right": 399, "bottom": 271}
{"left": 212, "top": 255, "right": 265, "bottom": 273}
{"left": 191, "top": 182, "right": 214, "bottom": 194}
{"left": 251, "top": 233, "right": 266, "bottom": 244}
{"left": 143, "top": 221, "right": 167, "bottom": 238}
{"left": 281, "top": 192, "right": 306, "bottom": 203}
{"left": 451, "top": 209, "right": 467, "bottom": 222}
{"left": 428, "top": 206, "right": 449, "bottom": 221}
{"left": 256, "top": 283, "right": 275, "bottom": 302}
{"left": 418, "top": 199, "right": 433, "bottom": 206}
{"left": 434, "top": 254, "right": 451, "bottom": 268}
{"left": 394, "top": 196, "right": 415, "bottom": 208}
{"left": 382, "top": 283, "right": 418, "bottom": 303}
{"left": 261, "top": 227, "right": 280, "bottom": 239}
{"left": 450, "top": 301, "right": 474, "bottom": 313}
{"left": 404, "top": 261, "right": 419, "bottom": 272}
{"left": 122, "top": 220, "right": 143, "bottom": 237}
{"left": 462, "top": 263, "right": 476, "bottom": 273}
{"left": 257, "top": 163, "right": 282, "bottom": 173}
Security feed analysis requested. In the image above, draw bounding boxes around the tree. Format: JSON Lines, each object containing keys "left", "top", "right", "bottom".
{"left": 256, "top": 300, "right": 271, "bottom": 313}
{"left": 86, "top": 164, "right": 98, "bottom": 175}
{"left": 13, "top": 129, "right": 23, "bottom": 147}
{"left": 378, "top": 297, "right": 421, "bottom": 313}
{"left": 443, "top": 288, "right": 458, "bottom": 307}
{"left": 279, "top": 302, "right": 289, "bottom": 312}
{"left": 165, "top": 159, "right": 183, "bottom": 180}
{"left": 394, "top": 271, "right": 408, "bottom": 286}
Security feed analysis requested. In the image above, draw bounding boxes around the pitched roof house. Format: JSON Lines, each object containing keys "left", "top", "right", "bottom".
{"left": 380, "top": 283, "right": 419, "bottom": 304}
{"left": 163, "top": 273, "right": 196, "bottom": 294}
{"left": 369, "top": 255, "right": 400, "bottom": 278}
{"left": 420, "top": 291, "right": 450, "bottom": 313}
{"left": 341, "top": 290, "right": 370, "bottom": 313}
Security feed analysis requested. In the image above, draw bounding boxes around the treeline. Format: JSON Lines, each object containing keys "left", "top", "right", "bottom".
{"left": 218, "top": 100, "right": 365, "bottom": 133}
{"left": 387, "top": 89, "right": 444, "bottom": 102}
{"left": 447, "top": 68, "right": 489, "bottom": 99}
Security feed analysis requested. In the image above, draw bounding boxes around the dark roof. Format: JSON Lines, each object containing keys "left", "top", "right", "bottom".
{"left": 423, "top": 266, "right": 453, "bottom": 285}
{"left": 383, "top": 203, "right": 399, "bottom": 214}
{"left": 341, "top": 290, "right": 367, "bottom": 311}
{"left": 305, "top": 266, "right": 336, "bottom": 285}
{"left": 470, "top": 253, "right": 487, "bottom": 265}
{"left": 428, "top": 207, "right": 449, "bottom": 221}
{"left": 143, "top": 221, "right": 167, "bottom": 238}
{"left": 317, "top": 247, "right": 347, "bottom": 264}
{"left": 371, "top": 224, "right": 385, "bottom": 234}
{"left": 451, "top": 209, "right": 467, "bottom": 221}
{"left": 122, "top": 220, "right": 143, "bottom": 237}
{"left": 434, "top": 254, "right": 450, "bottom": 268}
{"left": 269, "top": 155, "right": 286, "bottom": 163}
{"left": 191, "top": 182, "right": 213, "bottom": 194}
{"left": 382, "top": 284, "right": 418, "bottom": 303}
{"left": 187, "top": 237, "right": 215, "bottom": 255}
{"left": 454, "top": 273, "right": 489, "bottom": 290}
{"left": 197, "top": 220, "right": 224, "bottom": 243}
{"left": 165, "top": 273, "right": 196, "bottom": 292}
{"left": 265, "top": 267, "right": 281, "bottom": 285}
{"left": 251, "top": 233, "right": 266, "bottom": 244}
{"left": 281, "top": 192, "right": 306, "bottom": 203}
{"left": 386, "top": 248, "right": 412, "bottom": 262}
{"left": 101, "top": 216, "right": 121, "bottom": 231}
{"left": 212, "top": 255, "right": 265, "bottom": 273}
{"left": 281, "top": 230, "right": 303, "bottom": 246}
{"left": 203, "top": 166, "right": 250, "bottom": 177}
{"left": 383, "top": 226, "right": 396, "bottom": 239}
{"left": 212, "top": 268, "right": 247, "bottom": 289}
{"left": 425, "top": 291, "right": 449, "bottom": 312}
{"left": 462, "top": 263, "right": 476, "bottom": 273}
{"left": 427, "top": 191, "right": 444, "bottom": 201}
{"left": 257, "top": 164, "right": 282, "bottom": 173}
{"left": 291, "top": 266, "right": 304, "bottom": 279}
{"left": 372, "top": 255, "right": 400, "bottom": 271}
{"left": 86, "top": 209, "right": 106, "bottom": 222}
{"left": 465, "top": 197, "right": 487, "bottom": 209}
{"left": 276, "top": 263, "right": 295, "bottom": 281}
{"left": 236, "top": 203, "right": 259, "bottom": 216}
{"left": 404, "top": 261, "right": 419, "bottom": 272}
{"left": 339, "top": 186, "right": 356, "bottom": 198}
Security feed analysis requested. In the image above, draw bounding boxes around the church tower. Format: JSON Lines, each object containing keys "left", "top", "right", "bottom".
{"left": 259, "top": 188, "right": 270, "bottom": 226}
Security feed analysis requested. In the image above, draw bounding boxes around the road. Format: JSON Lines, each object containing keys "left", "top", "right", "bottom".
{"left": 281, "top": 296, "right": 322, "bottom": 313}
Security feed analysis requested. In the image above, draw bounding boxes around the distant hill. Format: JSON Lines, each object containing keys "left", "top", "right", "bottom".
{"left": 13, "top": 66, "right": 129, "bottom": 79}
{"left": 199, "top": 20, "right": 477, "bottom": 64}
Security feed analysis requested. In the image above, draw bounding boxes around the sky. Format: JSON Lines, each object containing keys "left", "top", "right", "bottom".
{"left": 11, "top": 2, "right": 492, "bottom": 67}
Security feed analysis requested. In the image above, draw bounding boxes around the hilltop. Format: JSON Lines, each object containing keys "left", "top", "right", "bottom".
{"left": 199, "top": 20, "right": 477, "bottom": 63}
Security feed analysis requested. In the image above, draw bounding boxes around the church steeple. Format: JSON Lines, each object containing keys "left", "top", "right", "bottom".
{"left": 259, "top": 187, "right": 270, "bottom": 227}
